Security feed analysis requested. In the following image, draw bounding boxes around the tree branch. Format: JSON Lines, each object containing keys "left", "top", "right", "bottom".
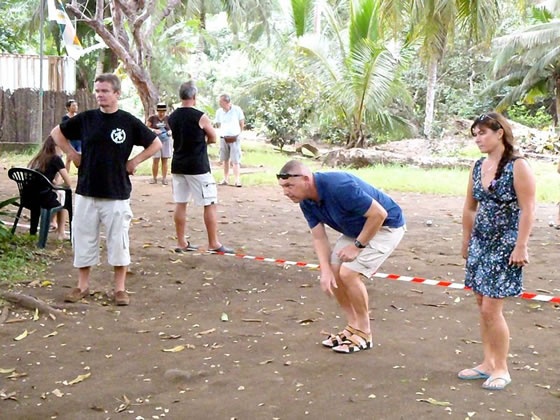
{"left": 148, "top": 0, "right": 183, "bottom": 35}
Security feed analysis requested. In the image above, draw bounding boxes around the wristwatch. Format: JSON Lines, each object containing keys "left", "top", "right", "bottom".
{"left": 354, "top": 239, "right": 366, "bottom": 249}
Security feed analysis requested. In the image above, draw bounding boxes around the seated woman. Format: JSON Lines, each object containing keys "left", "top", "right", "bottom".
{"left": 27, "top": 136, "right": 72, "bottom": 240}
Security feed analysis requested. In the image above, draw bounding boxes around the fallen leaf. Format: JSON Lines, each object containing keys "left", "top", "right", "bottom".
{"left": 297, "top": 319, "right": 316, "bottom": 325}
{"left": 7, "top": 372, "right": 28, "bottom": 379}
{"left": 43, "top": 331, "right": 58, "bottom": 338}
{"left": 221, "top": 313, "right": 229, "bottom": 322}
{"left": 0, "top": 390, "right": 17, "bottom": 401}
{"left": 549, "top": 390, "right": 560, "bottom": 398}
{"left": 242, "top": 319, "right": 262, "bottom": 323}
{"left": 115, "top": 394, "right": 131, "bottom": 413}
{"left": 197, "top": 328, "right": 216, "bottom": 335}
{"left": 460, "top": 338, "right": 482, "bottom": 344}
{"left": 259, "top": 359, "right": 274, "bottom": 365}
{"left": 416, "top": 398, "right": 452, "bottom": 407}
{"left": 162, "top": 345, "right": 185, "bottom": 352}
{"left": 52, "top": 388, "right": 64, "bottom": 398}
{"left": 0, "top": 368, "right": 16, "bottom": 374}
{"left": 535, "top": 384, "right": 550, "bottom": 389}
{"left": 467, "top": 412, "right": 476, "bottom": 417}
{"left": 66, "top": 372, "right": 91, "bottom": 385}
{"left": 14, "top": 330, "right": 28, "bottom": 341}
{"left": 32, "top": 308, "right": 39, "bottom": 321}
{"left": 41, "top": 280, "right": 53, "bottom": 287}
{"left": 160, "top": 334, "right": 181, "bottom": 340}
{"left": 531, "top": 414, "right": 542, "bottom": 420}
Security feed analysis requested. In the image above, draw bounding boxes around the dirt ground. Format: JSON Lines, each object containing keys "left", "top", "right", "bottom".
{"left": 0, "top": 165, "right": 559, "bottom": 420}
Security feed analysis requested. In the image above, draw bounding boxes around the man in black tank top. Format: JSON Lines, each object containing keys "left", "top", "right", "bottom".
{"left": 168, "top": 82, "right": 233, "bottom": 254}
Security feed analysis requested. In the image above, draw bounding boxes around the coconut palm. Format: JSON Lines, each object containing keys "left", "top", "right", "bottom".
{"left": 487, "top": 6, "right": 560, "bottom": 125}
{"left": 407, "top": 0, "right": 500, "bottom": 138}
{"left": 292, "top": 0, "right": 413, "bottom": 148}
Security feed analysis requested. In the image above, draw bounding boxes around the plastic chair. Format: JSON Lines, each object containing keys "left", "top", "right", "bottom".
{"left": 8, "top": 167, "right": 72, "bottom": 248}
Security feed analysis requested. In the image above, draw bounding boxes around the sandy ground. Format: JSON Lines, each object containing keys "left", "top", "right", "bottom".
{"left": 0, "top": 166, "right": 559, "bottom": 420}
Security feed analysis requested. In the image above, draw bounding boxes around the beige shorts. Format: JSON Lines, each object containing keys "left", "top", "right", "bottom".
{"left": 172, "top": 172, "right": 217, "bottom": 206}
{"left": 72, "top": 195, "right": 133, "bottom": 267}
{"left": 331, "top": 226, "right": 405, "bottom": 278}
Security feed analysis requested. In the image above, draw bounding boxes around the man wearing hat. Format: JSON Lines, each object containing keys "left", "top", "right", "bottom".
{"left": 147, "top": 103, "right": 172, "bottom": 185}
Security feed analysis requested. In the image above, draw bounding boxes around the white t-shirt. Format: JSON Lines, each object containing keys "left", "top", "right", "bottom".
{"left": 216, "top": 105, "right": 245, "bottom": 137}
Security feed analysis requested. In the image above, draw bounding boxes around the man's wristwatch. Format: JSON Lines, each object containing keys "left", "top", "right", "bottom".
{"left": 354, "top": 239, "right": 366, "bottom": 249}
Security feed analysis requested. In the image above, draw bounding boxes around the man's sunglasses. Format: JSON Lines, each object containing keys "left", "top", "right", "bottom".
{"left": 276, "top": 173, "right": 304, "bottom": 180}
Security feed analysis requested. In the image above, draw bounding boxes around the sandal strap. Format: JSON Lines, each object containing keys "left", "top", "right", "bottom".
{"left": 349, "top": 328, "right": 372, "bottom": 342}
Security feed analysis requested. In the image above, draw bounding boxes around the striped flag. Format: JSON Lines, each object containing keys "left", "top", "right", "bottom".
{"left": 47, "top": 0, "right": 83, "bottom": 60}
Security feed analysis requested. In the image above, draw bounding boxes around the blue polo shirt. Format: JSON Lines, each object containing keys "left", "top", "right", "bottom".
{"left": 299, "top": 172, "right": 405, "bottom": 238}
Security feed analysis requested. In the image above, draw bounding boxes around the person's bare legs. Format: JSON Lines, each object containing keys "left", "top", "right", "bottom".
{"left": 337, "top": 265, "right": 370, "bottom": 334}
{"left": 203, "top": 204, "right": 222, "bottom": 249}
{"left": 114, "top": 266, "right": 127, "bottom": 292}
{"left": 459, "top": 294, "right": 510, "bottom": 387}
{"left": 77, "top": 267, "right": 90, "bottom": 291}
{"left": 330, "top": 264, "right": 358, "bottom": 327}
{"left": 233, "top": 163, "right": 241, "bottom": 185}
{"left": 161, "top": 158, "right": 168, "bottom": 182}
{"left": 174, "top": 202, "right": 189, "bottom": 248}
{"left": 480, "top": 297, "right": 510, "bottom": 388}
{"left": 223, "top": 159, "right": 230, "bottom": 183}
{"left": 55, "top": 209, "right": 68, "bottom": 240}
{"left": 151, "top": 158, "right": 160, "bottom": 182}
{"left": 459, "top": 294, "right": 493, "bottom": 377}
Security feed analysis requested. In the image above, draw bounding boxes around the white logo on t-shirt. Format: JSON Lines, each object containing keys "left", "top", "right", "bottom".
{"left": 111, "top": 128, "right": 126, "bottom": 144}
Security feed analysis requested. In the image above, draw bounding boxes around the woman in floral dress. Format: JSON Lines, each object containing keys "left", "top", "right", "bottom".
{"left": 458, "top": 112, "right": 535, "bottom": 391}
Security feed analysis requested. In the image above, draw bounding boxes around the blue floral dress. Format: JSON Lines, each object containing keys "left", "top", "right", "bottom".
{"left": 465, "top": 158, "right": 522, "bottom": 298}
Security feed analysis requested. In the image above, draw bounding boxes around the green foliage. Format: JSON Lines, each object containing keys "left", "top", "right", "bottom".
{"left": 248, "top": 76, "right": 319, "bottom": 149}
{"left": 0, "top": 0, "right": 34, "bottom": 53}
{"left": 0, "top": 234, "right": 49, "bottom": 286}
{"left": 507, "top": 104, "right": 554, "bottom": 128}
{"left": 0, "top": 198, "right": 18, "bottom": 239}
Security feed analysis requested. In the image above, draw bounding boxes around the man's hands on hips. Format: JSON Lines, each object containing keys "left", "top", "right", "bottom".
{"left": 337, "top": 244, "right": 360, "bottom": 263}
{"left": 126, "top": 158, "right": 139, "bottom": 175}
{"left": 320, "top": 268, "right": 338, "bottom": 297}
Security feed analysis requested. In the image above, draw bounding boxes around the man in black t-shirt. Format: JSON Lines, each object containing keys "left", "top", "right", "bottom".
{"left": 168, "top": 81, "right": 233, "bottom": 254}
{"left": 51, "top": 73, "right": 161, "bottom": 306}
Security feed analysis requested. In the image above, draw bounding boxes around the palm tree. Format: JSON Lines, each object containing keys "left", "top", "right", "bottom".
{"left": 291, "top": 0, "right": 413, "bottom": 148}
{"left": 406, "top": 0, "right": 500, "bottom": 138}
{"left": 487, "top": 6, "right": 560, "bottom": 125}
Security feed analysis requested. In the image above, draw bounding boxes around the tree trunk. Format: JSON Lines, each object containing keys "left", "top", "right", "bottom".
{"left": 554, "top": 75, "right": 560, "bottom": 127}
{"left": 424, "top": 56, "right": 438, "bottom": 139}
{"left": 95, "top": 49, "right": 105, "bottom": 79}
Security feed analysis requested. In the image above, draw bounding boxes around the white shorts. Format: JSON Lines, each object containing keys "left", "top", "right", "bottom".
{"left": 153, "top": 137, "right": 172, "bottom": 159}
{"left": 172, "top": 172, "right": 218, "bottom": 206}
{"left": 219, "top": 137, "right": 242, "bottom": 163}
{"left": 331, "top": 226, "right": 406, "bottom": 278}
{"left": 72, "top": 195, "right": 133, "bottom": 267}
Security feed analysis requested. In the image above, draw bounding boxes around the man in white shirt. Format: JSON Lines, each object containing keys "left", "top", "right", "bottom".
{"left": 215, "top": 94, "right": 245, "bottom": 187}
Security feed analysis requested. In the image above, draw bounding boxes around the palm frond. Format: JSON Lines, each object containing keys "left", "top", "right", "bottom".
{"left": 492, "top": 20, "right": 560, "bottom": 50}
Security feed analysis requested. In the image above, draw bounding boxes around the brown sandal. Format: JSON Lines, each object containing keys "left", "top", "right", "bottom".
{"left": 332, "top": 328, "right": 373, "bottom": 353}
{"left": 321, "top": 325, "right": 358, "bottom": 348}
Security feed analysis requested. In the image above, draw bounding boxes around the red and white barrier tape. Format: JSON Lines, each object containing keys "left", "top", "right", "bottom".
{"left": 205, "top": 250, "right": 560, "bottom": 304}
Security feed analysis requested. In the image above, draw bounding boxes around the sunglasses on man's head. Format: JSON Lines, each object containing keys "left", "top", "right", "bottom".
{"left": 276, "top": 173, "right": 304, "bottom": 180}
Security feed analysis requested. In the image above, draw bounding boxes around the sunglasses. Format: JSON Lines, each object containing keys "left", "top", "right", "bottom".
{"left": 276, "top": 173, "right": 304, "bottom": 180}
{"left": 476, "top": 114, "right": 503, "bottom": 130}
